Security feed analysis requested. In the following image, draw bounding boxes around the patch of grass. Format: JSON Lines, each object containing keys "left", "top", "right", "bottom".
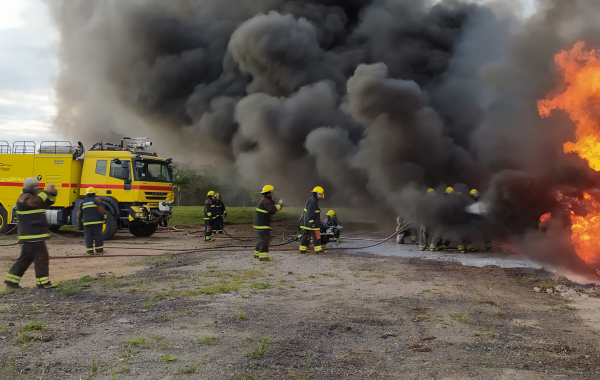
{"left": 196, "top": 336, "right": 219, "bottom": 345}
{"left": 179, "top": 361, "right": 201, "bottom": 374}
{"left": 481, "top": 348, "right": 494, "bottom": 366}
{"left": 238, "top": 312, "right": 246, "bottom": 320}
{"left": 422, "top": 289, "right": 431, "bottom": 293}
{"left": 161, "top": 315, "right": 172, "bottom": 322}
{"left": 57, "top": 281, "right": 80, "bottom": 297}
{"left": 141, "top": 299, "right": 153, "bottom": 309}
{"left": 184, "top": 309, "right": 192, "bottom": 314}
{"left": 99, "top": 273, "right": 125, "bottom": 290}
{"left": 247, "top": 337, "right": 272, "bottom": 358}
{"left": 249, "top": 283, "right": 271, "bottom": 290}
{"left": 124, "top": 335, "right": 146, "bottom": 348}
{"left": 15, "top": 333, "right": 35, "bottom": 345}
{"left": 554, "top": 304, "right": 575, "bottom": 311}
{"left": 515, "top": 276, "right": 558, "bottom": 289}
{"left": 449, "top": 313, "right": 470, "bottom": 323}
{"left": 198, "top": 282, "right": 241, "bottom": 295}
{"left": 288, "top": 350, "right": 318, "bottom": 379}
{"left": 91, "top": 356, "right": 99, "bottom": 373}
{"left": 476, "top": 296, "right": 484, "bottom": 304}
{"left": 79, "top": 275, "right": 93, "bottom": 283}
{"left": 20, "top": 316, "right": 46, "bottom": 331}
{"left": 483, "top": 321, "right": 497, "bottom": 338}
{"left": 134, "top": 256, "right": 174, "bottom": 266}
{"left": 162, "top": 355, "right": 178, "bottom": 363}
{"left": 20, "top": 305, "right": 36, "bottom": 318}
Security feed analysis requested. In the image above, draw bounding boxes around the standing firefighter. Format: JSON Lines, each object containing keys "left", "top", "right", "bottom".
{"left": 253, "top": 185, "right": 283, "bottom": 261}
{"left": 77, "top": 187, "right": 106, "bottom": 255}
{"left": 4, "top": 178, "right": 58, "bottom": 289}
{"left": 213, "top": 193, "right": 226, "bottom": 234}
{"left": 299, "top": 186, "right": 327, "bottom": 254}
{"left": 204, "top": 191, "right": 216, "bottom": 242}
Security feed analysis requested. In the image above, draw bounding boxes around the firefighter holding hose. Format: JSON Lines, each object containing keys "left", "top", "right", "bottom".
{"left": 3, "top": 178, "right": 58, "bottom": 290}
{"left": 253, "top": 185, "right": 283, "bottom": 261}
{"left": 77, "top": 187, "right": 106, "bottom": 255}
{"left": 299, "top": 186, "right": 327, "bottom": 254}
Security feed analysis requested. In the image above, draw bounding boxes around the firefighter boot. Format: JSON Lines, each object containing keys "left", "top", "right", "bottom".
{"left": 429, "top": 244, "right": 437, "bottom": 252}
{"left": 467, "top": 245, "right": 477, "bottom": 253}
{"left": 254, "top": 250, "right": 260, "bottom": 259}
{"left": 457, "top": 245, "right": 466, "bottom": 254}
{"left": 258, "top": 252, "right": 272, "bottom": 261}
{"left": 419, "top": 245, "right": 426, "bottom": 251}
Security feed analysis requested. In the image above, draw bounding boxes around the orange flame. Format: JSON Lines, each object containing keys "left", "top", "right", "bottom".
{"left": 539, "top": 213, "right": 552, "bottom": 224}
{"left": 538, "top": 41, "right": 600, "bottom": 265}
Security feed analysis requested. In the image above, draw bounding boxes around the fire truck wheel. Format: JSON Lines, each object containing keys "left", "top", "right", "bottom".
{"left": 102, "top": 211, "right": 119, "bottom": 240}
{"left": 0, "top": 205, "right": 15, "bottom": 235}
{"left": 48, "top": 225, "right": 61, "bottom": 233}
{"left": 129, "top": 222, "right": 158, "bottom": 238}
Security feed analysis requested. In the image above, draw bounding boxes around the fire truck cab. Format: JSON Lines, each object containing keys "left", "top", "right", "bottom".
{"left": 0, "top": 138, "right": 174, "bottom": 239}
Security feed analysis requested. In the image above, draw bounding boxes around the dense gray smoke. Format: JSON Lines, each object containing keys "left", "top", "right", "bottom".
{"left": 46, "top": 0, "right": 600, "bottom": 276}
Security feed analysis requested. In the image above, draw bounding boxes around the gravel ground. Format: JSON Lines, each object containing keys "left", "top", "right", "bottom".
{"left": 1, "top": 221, "right": 600, "bottom": 379}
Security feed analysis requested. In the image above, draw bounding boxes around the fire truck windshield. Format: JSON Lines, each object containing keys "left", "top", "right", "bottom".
{"left": 133, "top": 160, "right": 171, "bottom": 183}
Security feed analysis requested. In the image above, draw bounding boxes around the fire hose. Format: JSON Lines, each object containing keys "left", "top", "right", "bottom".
{"left": 0, "top": 223, "right": 409, "bottom": 261}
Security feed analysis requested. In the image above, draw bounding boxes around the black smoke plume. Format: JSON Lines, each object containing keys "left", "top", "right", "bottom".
{"left": 45, "top": 0, "right": 600, "bottom": 277}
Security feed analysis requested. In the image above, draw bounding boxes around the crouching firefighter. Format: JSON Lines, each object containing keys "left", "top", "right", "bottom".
{"left": 323, "top": 210, "right": 342, "bottom": 243}
{"left": 253, "top": 185, "right": 283, "bottom": 261}
{"left": 300, "top": 186, "right": 327, "bottom": 254}
{"left": 204, "top": 191, "right": 216, "bottom": 242}
{"left": 4, "top": 178, "right": 58, "bottom": 290}
{"left": 77, "top": 187, "right": 106, "bottom": 255}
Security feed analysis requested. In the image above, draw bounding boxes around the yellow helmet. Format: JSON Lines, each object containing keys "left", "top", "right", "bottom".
{"left": 427, "top": 188, "right": 435, "bottom": 194}
{"left": 326, "top": 210, "right": 336, "bottom": 217}
{"left": 261, "top": 185, "right": 275, "bottom": 194}
{"left": 86, "top": 187, "right": 96, "bottom": 195}
{"left": 207, "top": 190, "right": 215, "bottom": 197}
{"left": 445, "top": 187, "right": 455, "bottom": 194}
{"left": 215, "top": 192, "right": 220, "bottom": 197}
{"left": 470, "top": 189, "right": 479, "bottom": 195}
{"left": 312, "top": 186, "right": 325, "bottom": 198}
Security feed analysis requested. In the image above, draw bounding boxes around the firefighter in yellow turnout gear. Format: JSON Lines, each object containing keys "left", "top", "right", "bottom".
{"left": 77, "top": 187, "right": 107, "bottom": 255}
{"left": 299, "top": 186, "right": 327, "bottom": 254}
{"left": 4, "top": 178, "right": 58, "bottom": 289}
{"left": 253, "top": 185, "right": 283, "bottom": 261}
{"left": 204, "top": 191, "right": 216, "bottom": 242}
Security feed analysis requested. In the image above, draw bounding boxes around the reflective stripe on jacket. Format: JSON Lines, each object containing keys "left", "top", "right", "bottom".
{"left": 254, "top": 196, "right": 282, "bottom": 230}
{"left": 204, "top": 198, "right": 214, "bottom": 220}
{"left": 16, "top": 191, "right": 56, "bottom": 242}
{"left": 301, "top": 196, "right": 321, "bottom": 231}
{"left": 80, "top": 195, "right": 105, "bottom": 225}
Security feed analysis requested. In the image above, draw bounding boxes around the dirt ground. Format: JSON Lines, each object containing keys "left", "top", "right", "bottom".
{"left": 1, "top": 219, "right": 600, "bottom": 380}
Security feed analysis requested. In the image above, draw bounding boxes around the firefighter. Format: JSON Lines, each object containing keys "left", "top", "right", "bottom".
{"left": 323, "top": 210, "right": 342, "bottom": 242}
{"left": 430, "top": 187, "right": 454, "bottom": 252}
{"left": 253, "top": 185, "right": 283, "bottom": 261}
{"left": 213, "top": 192, "right": 226, "bottom": 234}
{"left": 204, "top": 191, "right": 216, "bottom": 242}
{"left": 419, "top": 188, "right": 435, "bottom": 251}
{"left": 396, "top": 216, "right": 417, "bottom": 245}
{"left": 463, "top": 189, "right": 492, "bottom": 252}
{"left": 300, "top": 186, "right": 326, "bottom": 254}
{"left": 77, "top": 187, "right": 106, "bottom": 255}
{"left": 3, "top": 178, "right": 58, "bottom": 289}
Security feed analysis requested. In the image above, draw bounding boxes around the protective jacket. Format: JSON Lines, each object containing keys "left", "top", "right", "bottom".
{"left": 214, "top": 198, "right": 225, "bottom": 216}
{"left": 323, "top": 216, "right": 340, "bottom": 228}
{"left": 254, "top": 196, "right": 282, "bottom": 230}
{"left": 78, "top": 195, "right": 106, "bottom": 226}
{"left": 16, "top": 190, "right": 57, "bottom": 242}
{"left": 301, "top": 195, "right": 321, "bottom": 231}
{"left": 204, "top": 197, "right": 214, "bottom": 220}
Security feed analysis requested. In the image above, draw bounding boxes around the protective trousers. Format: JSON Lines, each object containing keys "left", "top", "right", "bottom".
{"left": 214, "top": 216, "right": 224, "bottom": 234}
{"left": 84, "top": 224, "right": 104, "bottom": 254}
{"left": 4, "top": 241, "right": 50, "bottom": 287}
{"left": 254, "top": 230, "right": 271, "bottom": 259}
{"left": 204, "top": 220, "right": 214, "bottom": 241}
{"left": 419, "top": 225, "right": 430, "bottom": 249}
{"left": 299, "top": 229, "right": 323, "bottom": 253}
{"left": 397, "top": 227, "right": 418, "bottom": 244}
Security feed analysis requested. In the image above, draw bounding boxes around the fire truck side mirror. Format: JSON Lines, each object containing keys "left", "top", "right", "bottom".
{"left": 121, "top": 161, "right": 131, "bottom": 183}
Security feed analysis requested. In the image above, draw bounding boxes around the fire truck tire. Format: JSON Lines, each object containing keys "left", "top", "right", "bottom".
{"left": 129, "top": 222, "right": 158, "bottom": 238}
{"left": 102, "top": 211, "right": 119, "bottom": 240}
{"left": 0, "top": 205, "right": 14, "bottom": 235}
{"left": 48, "top": 225, "right": 62, "bottom": 233}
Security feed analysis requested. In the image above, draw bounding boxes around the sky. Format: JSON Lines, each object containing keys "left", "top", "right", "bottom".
{"left": 0, "top": 0, "right": 536, "bottom": 148}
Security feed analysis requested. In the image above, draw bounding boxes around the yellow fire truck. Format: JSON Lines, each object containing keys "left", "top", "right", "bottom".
{"left": 0, "top": 138, "right": 174, "bottom": 239}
